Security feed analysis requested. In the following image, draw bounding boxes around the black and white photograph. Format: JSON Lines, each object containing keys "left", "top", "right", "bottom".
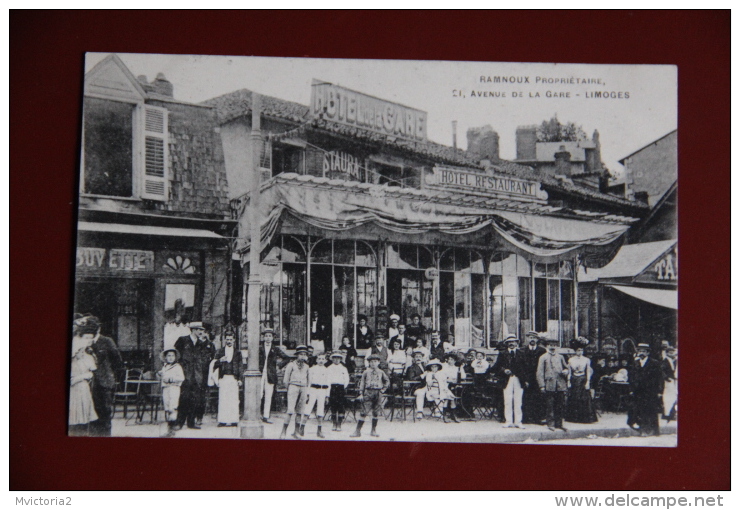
{"left": 70, "top": 53, "right": 677, "bottom": 446}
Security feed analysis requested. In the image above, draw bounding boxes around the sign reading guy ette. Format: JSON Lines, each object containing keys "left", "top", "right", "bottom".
{"left": 428, "top": 165, "right": 546, "bottom": 200}
{"left": 311, "top": 79, "right": 428, "bottom": 143}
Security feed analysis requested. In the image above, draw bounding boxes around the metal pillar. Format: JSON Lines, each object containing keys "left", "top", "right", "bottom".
{"left": 241, "top": 93, "right": 265, "bottom": 439}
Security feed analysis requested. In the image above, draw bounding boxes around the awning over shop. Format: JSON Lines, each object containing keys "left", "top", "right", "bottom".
{"left": 234, "top": 174, "right": 632, "bottom": 262}
{"left": 78, "top": 221, "right": 224, "bottom": 239}
{"left": 578, "top": 240, "right": 676, "bottom": 282}
{"left": 608, "top": 285, "right": 677, "bottom": 310}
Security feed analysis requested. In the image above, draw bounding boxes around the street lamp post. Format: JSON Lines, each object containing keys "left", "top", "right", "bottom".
{"left": 241, "top": 93, "right": 265, "bottom": 439}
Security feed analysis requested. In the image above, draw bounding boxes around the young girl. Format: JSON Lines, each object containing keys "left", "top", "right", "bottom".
{"left": 159, "top": 348, "right": 185, "bottom": 436}
{"left": 69, "top": 330, "right": 98, "bottom": 436}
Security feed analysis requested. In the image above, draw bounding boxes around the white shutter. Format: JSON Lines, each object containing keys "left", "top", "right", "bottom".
{"left": 140, "top": 105, "right": 169, "bottom": 200}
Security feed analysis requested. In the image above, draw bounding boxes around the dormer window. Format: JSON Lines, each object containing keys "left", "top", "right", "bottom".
{"left": 81, "top": 97, "right": 169, "bottom": 201}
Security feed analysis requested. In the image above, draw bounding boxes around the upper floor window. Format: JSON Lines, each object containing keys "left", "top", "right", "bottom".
{"left": 81, "top": 97, "right": 169, "bottom": 201}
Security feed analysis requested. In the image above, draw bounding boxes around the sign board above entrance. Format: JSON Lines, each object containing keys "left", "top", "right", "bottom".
{"left": 311, "top": 80, "right": 428, "bottom": 143}
{"left": 427, "top": 166, "right": 548, "bottom": 201}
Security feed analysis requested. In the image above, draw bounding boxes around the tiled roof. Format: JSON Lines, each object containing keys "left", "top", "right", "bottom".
{"left": 205, "top": 88, "right": 647, "bottom": 210}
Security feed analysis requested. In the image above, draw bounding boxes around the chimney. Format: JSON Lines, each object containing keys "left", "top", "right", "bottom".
{"left": 516, "top": 125, "right": 537, "bottom": 161}
{"left": 452, "top": 120, "right": 458, "bottom": 149}
{"left": 152, "top": 72, "right": 174, "bottom": 97}
{"left": 466, "top": 125, "right": 500, "bottom": 162}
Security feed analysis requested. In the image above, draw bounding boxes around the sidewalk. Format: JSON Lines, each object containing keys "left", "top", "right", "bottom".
{"left": 111, "top": 411, "right": 677, "bottom": 445}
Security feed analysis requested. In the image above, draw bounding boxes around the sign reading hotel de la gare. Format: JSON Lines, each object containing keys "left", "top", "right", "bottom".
{"left": 428, "top": 165, "right": 546, "bottom": 200}
{"left": 311, "top": 79, "right": 428, "bottom": 143}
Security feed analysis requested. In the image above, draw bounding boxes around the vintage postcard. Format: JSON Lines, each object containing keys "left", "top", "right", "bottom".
{"left": 70, "top": 54, "right": 677, "bottom": 445}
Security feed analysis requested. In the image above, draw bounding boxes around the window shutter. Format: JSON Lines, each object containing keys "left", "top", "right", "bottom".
{"left": 140, "top": 105, "right": 169, "bottom": 200}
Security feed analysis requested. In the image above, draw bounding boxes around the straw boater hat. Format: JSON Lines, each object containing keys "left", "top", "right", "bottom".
{"left": 160, "top": 348, "right": 180, "bottom": 362}
{"left": 425, "top": 359, "right": 443, "bottom": 370}
{"left": 413, "top": 349, "right": 426, "bottom": 357}
{"left": 390, "top": 314, "right": 400, "bottom": 322}
{"left": 261, "top": 327, "right": 275, "bottom": 336}
{"left": 294, "top": 345, "right": 309, "bottom": 355}
{"left": 188, "top": 321, "right": 205, "bottom": 330}
{"left": 636, "top": 342, "right": 651, "bottom": 350}
{"left": 504, "top": 334, "right": 519, "bottom": 344}
{"left": 330, "top": 350, "right": 344, "bottom": 359}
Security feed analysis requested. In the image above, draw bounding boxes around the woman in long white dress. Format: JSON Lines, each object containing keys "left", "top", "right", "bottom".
{"left": 69, "top": 334, "right": 98, "bottom": 436}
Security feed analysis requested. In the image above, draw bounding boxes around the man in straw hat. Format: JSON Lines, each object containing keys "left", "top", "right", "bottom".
{"left": 537, "top": 338, "right": 569, "bottom": 432}
{"left": 630, "top": 342, "right": 664, "bottom": 436}
{"left": 492, "top": 334, "right": 527, "bottom": 428}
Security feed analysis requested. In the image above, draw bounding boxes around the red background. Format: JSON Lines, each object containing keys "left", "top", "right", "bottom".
{"left": 10, "top": 11, "right": 730, "bottom": 490}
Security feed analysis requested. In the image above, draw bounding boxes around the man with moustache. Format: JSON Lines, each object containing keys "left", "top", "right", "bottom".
{"left": 521, "top": 331, "right": 547, "bottom": 424}
{"left": 630, "top": 342, "right": 665, "bottom": 436}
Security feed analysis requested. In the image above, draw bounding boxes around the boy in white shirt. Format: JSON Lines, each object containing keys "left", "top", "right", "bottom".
{"left": 303, "top": 352, "right": 330, "bottom": 438}
{"left": 326, "top": 351, "right": 350, "bottom": 431}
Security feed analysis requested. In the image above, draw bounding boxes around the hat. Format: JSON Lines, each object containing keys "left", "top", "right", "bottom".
{"left": 526, "top": 331, "right": 539, "bottom": 338}
{"left": 188, "top": 321, "right": 205, "bottom": 330}
{"left": 73, "top": 314, "right": 100, "bottom": 335}
{"left": 375, "top": 332, "right": 387, "bottom": 339}
{"left": 160, "top": 348, "right": 180, "bottom": 362}
{"left": 390, "top": 314, "right": 400, "bottom": 321}
{"left": 294, "top": 345, "right": 309, "bottom": 355}
{"left": 357, "top": 314, "right": 368, "bottom": 322}
{"left": 431, "top": 330, "right": 440, "bottom": 338}
{"left": 636, "top": 343, "right": 651, "bottom": 349}
{"left": 412, "top": 349, "right": 426, "bottom": 356}
{"left": 504, "top": 334, "right": 519, "bottom": 344}
{"left": 367, "top": 354, "right": 381, "bottom": 362}
{"left": 545, "top": 338, "right": 560, "bottom": 345}
{"left": 425, "top": 359, "right": 443, "bottom": 370}
{"left": 330, "top": 350, "right": 345, "bottom": 359}
{"left": 261, "top": 328, "right": 275, "bottom": 336}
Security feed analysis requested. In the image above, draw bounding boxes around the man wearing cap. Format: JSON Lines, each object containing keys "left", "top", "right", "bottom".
{"left": 522, "top": 331, "right": 547, "bottom": 425}
{"left": 174, "top": 321, "right": 214, "bottom": 430}
{"left": 365, "top": 333, "right": 390, "bottom": 373}
{"left": 404, "top": 349, "right": 428, "bottom": 420}
{"left": 76, "top": 315, "right": 123, "bottom": 437}
{"left": 258, "top": 328, "right": 287, "bottom": 424}
{"left": 280, "top": 345, "right": 311, "bottom": 439}
{"left": 492, "top": 334, "right": 527, "bottom": 428}
{"left": 630, "top": 342, "right": 664, "bottom": 436}
{"left": 537, "top": 339, "right": 569, "bottom": 432}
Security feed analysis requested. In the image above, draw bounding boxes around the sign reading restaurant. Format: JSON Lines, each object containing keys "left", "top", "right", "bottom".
{"left": 311, "top": 79, "right": 428, "bottom": 143}
{"left": 427, "top": 165, "right": 546, "bottom": 200}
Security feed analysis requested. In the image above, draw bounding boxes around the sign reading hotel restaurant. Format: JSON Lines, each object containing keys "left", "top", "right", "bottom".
{"left": 323, "top": 151, "right": 363, "bottom": 180}
{"left": 311, "top": 80, "right": 428, "bottom": 143}
{"left": 428, "top": 165, "right": 545, "bottom": 200}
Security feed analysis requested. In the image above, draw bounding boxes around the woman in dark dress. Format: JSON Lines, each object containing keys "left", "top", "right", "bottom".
{"left": 566, "top": 341, "right": 598, "bottom": 423}
{"left": 355, "top": 315, "right": 373, "bottom": 349}
{"left": 339, "top": 335, "right": 357, "bottom": 375}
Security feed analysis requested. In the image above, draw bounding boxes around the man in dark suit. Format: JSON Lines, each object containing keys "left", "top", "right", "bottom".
{"left": 309, "top": 310, "right": 330, "bottom": 353}
{"left": 259, "top": 328, "right": 287, "bottom": 423}
{"left": 404, "top": 350, "right": 427, "bottom": 419}
{"left": 367, "top": 332, "right": 390, "bottom": 373}
{"left": 174, "top": 321, "right": 214, "bottom": 429}
{"left": 429, "top": 330, "right": 445, "bottom": 361}
{"left": 630, "top": 342, "right": 665, "bottom": 436}
{"left": 76, "top": 315, "right": 123, "bottom": 437}
{"left": 521, "top": 331, "right": 547, "bottom": 424}
{"left": 492, "top": 334, "right": 528, "bottom": 428}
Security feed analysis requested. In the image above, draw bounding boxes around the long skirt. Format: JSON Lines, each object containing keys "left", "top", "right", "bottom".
{"left": 217, "top": 375, "right": 240, "bottom": 424}
{"left": 69, "top": 380, "right": 98, "bottom": 426}
{"left": 565, "top": 375, "right": 597, "bottom": 423}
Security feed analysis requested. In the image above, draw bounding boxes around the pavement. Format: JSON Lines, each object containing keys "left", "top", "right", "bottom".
{"left": 111, "top": 410, "right": 677, "bottom": 446}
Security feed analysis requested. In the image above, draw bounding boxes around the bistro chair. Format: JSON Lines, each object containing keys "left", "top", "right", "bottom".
{"left": 113, "top": 368, "right": 143, "bottom": 420}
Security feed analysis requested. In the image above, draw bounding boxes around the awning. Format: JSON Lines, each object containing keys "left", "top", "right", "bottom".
{"left": 78, "top": 222, "right": 224, "bottom": 239}
{"left": 609, "top": 285, "right": 677, "bottom": 310}
{"left": 234, "top": 174, "right": 631, "bottom": 262}
{"left": 579, "top": 240, "right": 676, "bottom": 282}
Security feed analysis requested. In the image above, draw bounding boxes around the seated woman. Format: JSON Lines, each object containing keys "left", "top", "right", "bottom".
{"left": 338, "top": 335, "right": 357, "bottom": 375}
{"left": 424, "top": 360, "right": 459, "bottom": 422}
{"left": 565, "top": 341, "right": 598, "bottom": 424}
{"left": 413, "top": 337, "right": 430, "bottom": 363}
{"left": 441, "top": 352, "right": 465, "bottom": 384}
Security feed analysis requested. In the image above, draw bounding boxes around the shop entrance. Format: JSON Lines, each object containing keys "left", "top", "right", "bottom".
{"left": 387, "top": 268, "right": 432, "bottom": 332}
{"left": 310, "top": 264, "right": 333, "bottom": 348}
{"left": 74, "top": 278, "right": 154, "bottom": 364}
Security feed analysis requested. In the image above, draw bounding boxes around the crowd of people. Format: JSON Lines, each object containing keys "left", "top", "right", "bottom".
{"left": 69, "top": 312, "right": 677, "bottom": 440}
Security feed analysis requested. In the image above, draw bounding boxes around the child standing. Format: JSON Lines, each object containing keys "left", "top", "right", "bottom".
{"left": 280, "top": 345, "right": 310, "bottom": 439}
{"left": 159, "top": 349, "right": 185, "bottom": 437}
{"left": 303, "top": 352, "right": 330, "bottom": 438}
{"left": 350, "top": 354, "right": 390, "bottom": 438}
{"left": 327, "top": 350, "right": 350, "bottom": 431}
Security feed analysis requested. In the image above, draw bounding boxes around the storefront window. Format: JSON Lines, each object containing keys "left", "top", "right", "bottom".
{"left": 333, "top": 240, "right": 355, "bottom": 265}
{"left": 333, "top": 266, "right": 355, "bottom": 349}
{"left": 533, "top": 260, "right": 575, "bottom": 344}
{"left": 310, "top": 239, "right": 332, "bottom": 264}
{"left": 355, "top": 241, "right": 376, "bottom": 267}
